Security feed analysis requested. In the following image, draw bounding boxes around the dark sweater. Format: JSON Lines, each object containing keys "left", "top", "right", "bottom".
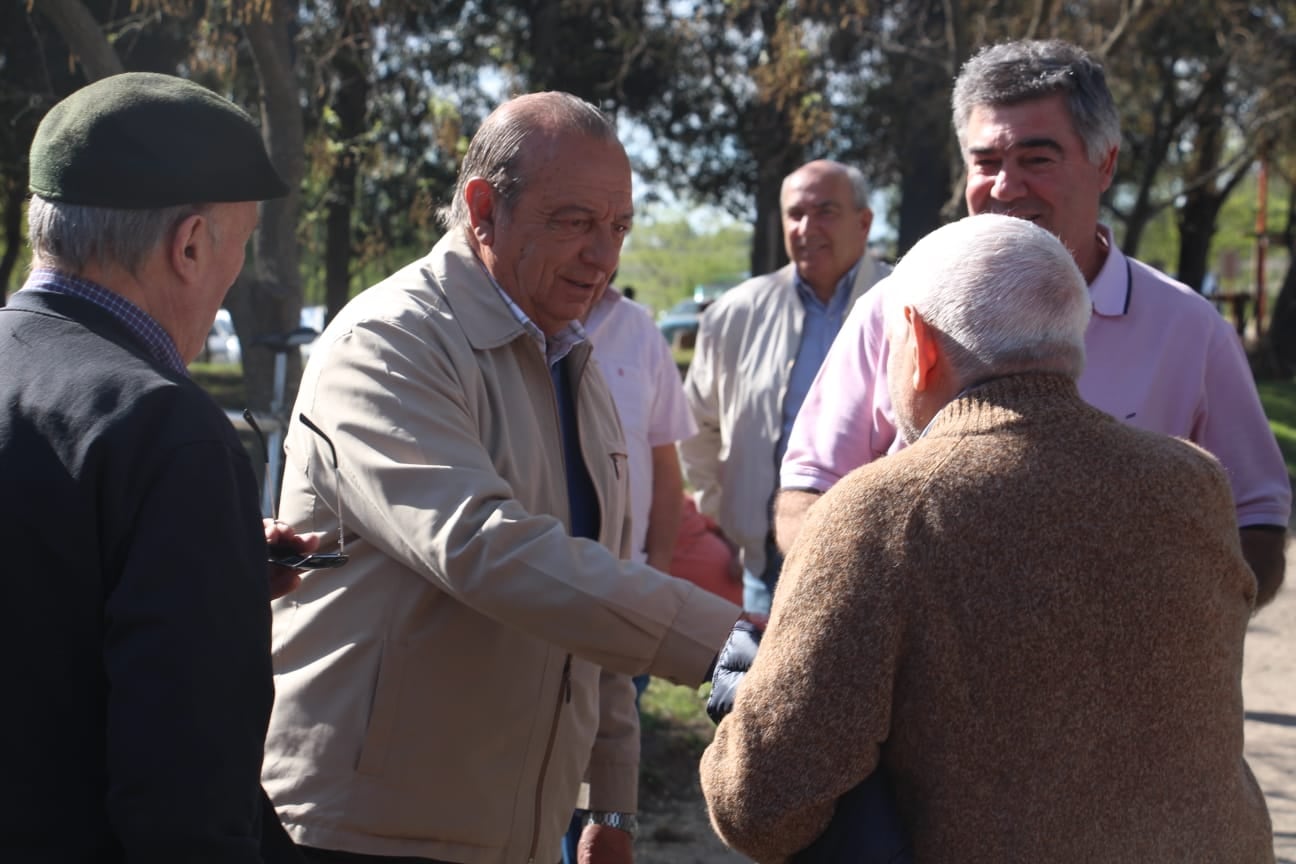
{"left": 702, "top": 373, "right": 1272, "bottom": 863}
{"left": 0, "top": 290, "right": 275, "bottom": 863}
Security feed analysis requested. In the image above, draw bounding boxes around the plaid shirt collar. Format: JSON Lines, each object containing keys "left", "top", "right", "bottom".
{"left": 476, "top": 258, "right": 587, "bottom": 367}
{"left": 21, "top": 268, "right": 187, "bottom": 375}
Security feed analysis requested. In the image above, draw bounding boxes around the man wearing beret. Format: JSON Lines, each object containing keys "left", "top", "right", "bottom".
{"left": 0, "top": 72, "right": 312, "bottom": 863}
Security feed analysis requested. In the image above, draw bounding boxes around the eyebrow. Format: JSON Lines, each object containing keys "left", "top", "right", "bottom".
{"left": 969, "top": 136, "right": 1064, "bottom": 156}
{"left": 549, "top": 204, "right": 634, "bottom": 223}
{"left": 785, "top": 199, "right": 842, "bottom": 212}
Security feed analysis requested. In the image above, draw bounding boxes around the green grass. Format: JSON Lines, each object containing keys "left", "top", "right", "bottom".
{"left": 671, "top": 346, "right": 694, "bottom": 375}
{"left": 191, "top": 362, "right": 245, "bottom": 411}
{"left": 1257, "top": 378, "right": 1296, "bottom": 479}
{"left": 637, "top": 678, "right": 715, "bottom": 807}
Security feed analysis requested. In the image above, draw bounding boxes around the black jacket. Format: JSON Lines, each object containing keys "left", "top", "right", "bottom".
{"left": 0, "top": 290, "right": 287, "bottom": 863}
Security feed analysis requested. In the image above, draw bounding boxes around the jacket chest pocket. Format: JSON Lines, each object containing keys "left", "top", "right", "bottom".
{"left": 576, "top": 394, "right": 631, "bottom": 554}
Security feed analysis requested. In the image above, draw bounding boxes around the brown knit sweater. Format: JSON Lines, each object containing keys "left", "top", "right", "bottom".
{"left": 701, "top": 373, "right": 1272, "bottom": 863}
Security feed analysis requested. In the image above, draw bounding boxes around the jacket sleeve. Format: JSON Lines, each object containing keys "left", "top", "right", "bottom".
{"left": 679, "top": 306, "right": 725, "bottom": 520}
{"left": 105, "top": 439, "right": 271, "bottom": 864}
{"left": 700, "top": 477, "right": 903, "bottom": 861}
{"left": 585, "top": 668, "right": 641, "bottom": 813}
{"left": 290, "top": 318, "right": 739, "bottom": 687}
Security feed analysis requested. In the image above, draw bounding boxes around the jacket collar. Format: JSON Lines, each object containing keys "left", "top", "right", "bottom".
{"left": 425, "top": 229, "right": 590, "bottom": 362}
{"left": 423, "top": 229, "right": 534, "bottom": 352}
{"left": 783, "top": 252, "right": 881, "bottom": 310}
{"left": 849, "top": 253, "right": 880, "bottom": 307}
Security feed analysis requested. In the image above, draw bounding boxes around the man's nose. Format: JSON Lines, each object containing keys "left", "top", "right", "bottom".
{"left": 991, "top": 164, "right": 1025, "bottom": 200}
{"left": 583, "top": 224, "right": 622, "bottom": 272}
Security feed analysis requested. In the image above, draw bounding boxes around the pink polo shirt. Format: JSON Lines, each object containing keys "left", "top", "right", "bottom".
{"left": 780, "top": 226, "right": 1291, "bottom": 528}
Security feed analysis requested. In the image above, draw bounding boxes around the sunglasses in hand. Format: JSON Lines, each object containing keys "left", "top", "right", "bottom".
{"left": 244, "top": 409, "right": 350, "bottom": 570}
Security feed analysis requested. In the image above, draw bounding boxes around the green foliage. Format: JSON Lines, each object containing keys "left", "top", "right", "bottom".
{"left": 190, "top": 363, "right": 246, "bottom": 410}
{"left": 1257, "top": 378, "right": 1296, "bottom": 479}
{"left": 1119, "top": 169, "right": 1292, "bottom": 295}
{"left": 617, "top": 208, "right": 752, "bottom": 314}
{"left": 191, "top": 363, "right": 265, "bottom": 489}
{"left": 640, "top": 678, "right": 712, "bottom": 729}
{"left": 637, "top": 677, "right": 715, "bottom": 804}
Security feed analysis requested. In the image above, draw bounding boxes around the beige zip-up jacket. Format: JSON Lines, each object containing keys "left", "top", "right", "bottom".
{"left": 680, "top": 256, "right": 888, "bottom": 582}
{"left": 262, "top": 231, "right": 740, "bottom": 863}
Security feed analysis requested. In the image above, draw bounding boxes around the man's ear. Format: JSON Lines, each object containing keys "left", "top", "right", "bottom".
{"left": 168, "top": 212, "right": 208, "bottom": 284}
{"left": 908, "top": 309, "right": 941, "bottom": 392}
{"left": 464, "top": 178, "right": 497, "bottom": 246}
{"left": 858, "top": 206, "right": 874, "bottom": 240}
{"left": 1096, "top": 145, "right": 1119, "bottom": 193}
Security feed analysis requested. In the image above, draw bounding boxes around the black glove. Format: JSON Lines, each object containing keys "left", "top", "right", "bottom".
{"left": 706, "top": 618, "right": 762, "bottom": 724}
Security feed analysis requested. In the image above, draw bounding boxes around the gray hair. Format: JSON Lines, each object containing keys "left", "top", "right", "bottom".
{"left": 952, "top": 39, "right": 1121, "bottom": 166}
{"left": 27, "top": 194, "right": 204, "bottom": 275}
{"left": 437, "top": 92, "right": 619, "bottom": 232}
{"left": 884, "top": 214, "right": 1091, "bottom": 384}
{"left": 781, "top": 160, "right": 871, "bottom": 210}
{"left": 842, "top": 164, "right": 870, "bottom": 209}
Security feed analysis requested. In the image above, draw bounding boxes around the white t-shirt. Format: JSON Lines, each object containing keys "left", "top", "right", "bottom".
{"left": 585, "top": 290, "right": 697, "bottom": 563}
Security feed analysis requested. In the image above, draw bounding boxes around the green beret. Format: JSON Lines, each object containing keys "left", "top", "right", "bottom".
{"left": 29, "top": 72, "right": 288, "bottom": 208}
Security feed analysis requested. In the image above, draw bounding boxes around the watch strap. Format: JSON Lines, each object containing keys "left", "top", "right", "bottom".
{"left": 584, "top": 809, "right": 639, "bottom": 838}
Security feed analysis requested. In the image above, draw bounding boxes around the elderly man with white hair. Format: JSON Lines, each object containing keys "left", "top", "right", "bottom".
{"left": 700, "top": 214, "right": 1272, "bottom": 864}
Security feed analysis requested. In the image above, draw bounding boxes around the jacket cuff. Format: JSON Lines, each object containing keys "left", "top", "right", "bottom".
{"left": 585, "top": 756, "right": 639, "bottom": 813}
{"left": 649, "top": 585, "right": 742, "bottom": 687}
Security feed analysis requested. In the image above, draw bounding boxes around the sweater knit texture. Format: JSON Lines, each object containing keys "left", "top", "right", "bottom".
{"left": 701, "top": 373, "right": 1272, "bottom": 863}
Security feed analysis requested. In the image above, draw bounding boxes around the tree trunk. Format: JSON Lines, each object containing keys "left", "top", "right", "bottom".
{"left": 749, "top": 165, "right": 787, "bottom": 278}
{"left": 1175, "top": 191, "right": 1219, "bottom": 293}
{"left": 1174, "top": 71, "right": 1231, "bottom": 293}
{"left": 0, "top": 178, "right": 23, "bottom": 302}
{"left": 234, "top": 0, "right": 306, "bottom": 414}
{"left": 1259, "top": 193, "right": 1296, "bottom": 377}
{"left": 31, "top": 0, "right": 123, "bottom": 80}
{"left": 890, "top": 15, "right": 958, "bottom": 256}
{"left": 323, "top": 19, "right": 369, "bottom": 324}
{"left": 896, "top": 117, "right": 952, "bottom": 255}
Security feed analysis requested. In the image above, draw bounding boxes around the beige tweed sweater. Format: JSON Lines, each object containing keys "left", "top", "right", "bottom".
{"left": 701, "top": 373, "right": 1272, "bottom": 863}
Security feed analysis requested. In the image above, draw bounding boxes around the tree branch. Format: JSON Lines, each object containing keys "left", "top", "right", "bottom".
{"left": 31, "top": 0, "right": 123, "bottom": 81}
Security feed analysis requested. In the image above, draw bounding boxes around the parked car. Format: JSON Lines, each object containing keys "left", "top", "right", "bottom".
{"left": 199, "top": 306, "right": 327, "bottom": 365}
{"left": 658, "top": 297, "right": 708, "bottom": 347}
{"left": 203, "top": 309, "right": 241, "bottom": 365}
{"left": 657, "top": 281, "right": 738, "bottom": 347}
{"left": 298, "top": 305, "right": 326, "bottom": 360}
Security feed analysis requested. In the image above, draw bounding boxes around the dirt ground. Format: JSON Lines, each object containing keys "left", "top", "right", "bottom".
{"left": 1243, "top": 556, "right": 1296, "bottom": 864}
{"left": 634, "top": 702, "right": 745, "bottom": 864}
{"left": 636, "top": 547, "right": 1296, "bottom": 863}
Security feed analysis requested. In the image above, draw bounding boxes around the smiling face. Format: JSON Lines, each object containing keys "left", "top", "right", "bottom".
{"left": 780, "top": 161, "right": 872, "bottom": 301}
{"left": 963, "top": 94, "right": 1117, "bottom": 281}
{"left": 473, "top": 130, "right": 633, "bottom": 336}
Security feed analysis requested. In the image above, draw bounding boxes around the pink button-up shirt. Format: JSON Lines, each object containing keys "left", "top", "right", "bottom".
{"left": 780, "top": 226, "right": 1291, "bottom": 528}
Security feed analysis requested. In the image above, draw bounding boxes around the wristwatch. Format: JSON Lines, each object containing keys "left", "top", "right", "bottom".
{"left": 584, "top": 810, "right": 639, "bottom": 838}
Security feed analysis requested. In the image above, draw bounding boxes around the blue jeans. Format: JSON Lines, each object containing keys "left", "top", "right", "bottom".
{"left": 561, "top": 810, "right": 586, "bottom": 864}
{"left": 742, "top": 567, "right": 772, "bottom": 615}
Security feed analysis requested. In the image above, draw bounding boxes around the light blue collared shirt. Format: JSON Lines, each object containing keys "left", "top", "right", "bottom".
{"left": 479, "top": 260, "right": 587, "bottom": 368}
{"left": 777, "top": 261, "right": 860, "bottom": 464}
